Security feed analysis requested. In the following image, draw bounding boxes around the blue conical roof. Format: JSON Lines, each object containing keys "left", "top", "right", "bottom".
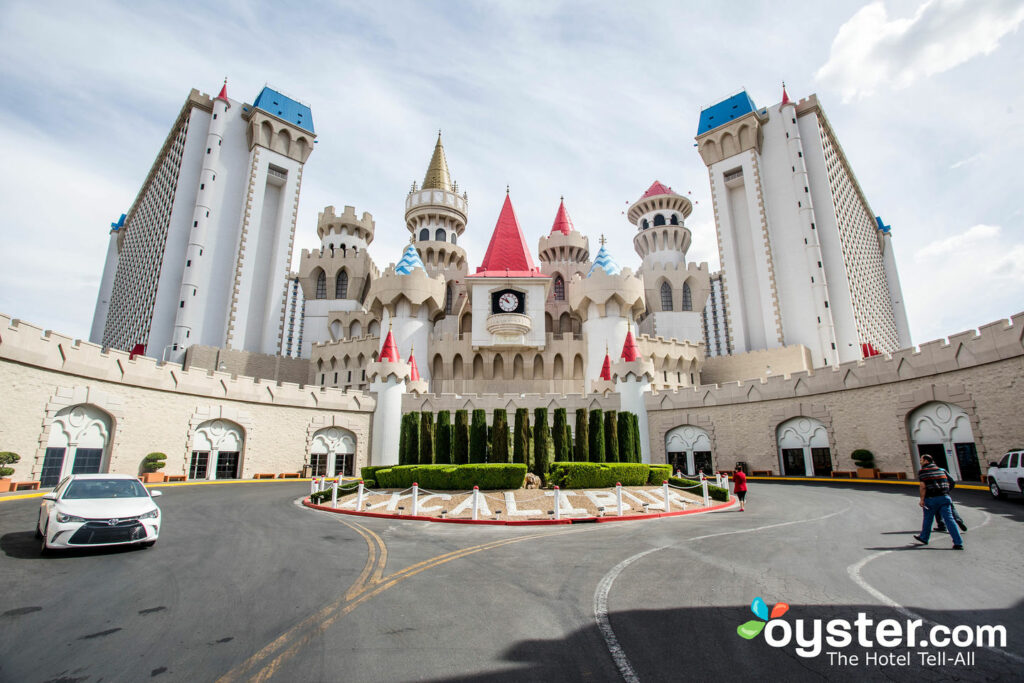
{"left": 395, "top": 244, "right": 426, "bottom": 274}
{"left": 588, "top": 243, "right": 621, "bottom": 277}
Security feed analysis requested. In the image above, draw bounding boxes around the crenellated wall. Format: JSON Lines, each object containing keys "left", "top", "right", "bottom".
{"left": 403, "top": 392, "right": 621, "bottom": 423}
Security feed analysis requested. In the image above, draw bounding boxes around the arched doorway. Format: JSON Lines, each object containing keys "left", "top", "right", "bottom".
{"left": 664, "top": 425, "right": 713, "bottom": 476}
{"left": 310, "top": 427, "right": 357, "bottom": 477}
{"left": 190, "top": 420, "right": 245, "bottom": 480}
{"left": 40, "top": 404, "right": 114, "bottom": 487}
{"left": 777, "top": 417, "right": 832, "bottom": 477}
{"left": 908, "top": 402, "right": 980, "bottom": 481}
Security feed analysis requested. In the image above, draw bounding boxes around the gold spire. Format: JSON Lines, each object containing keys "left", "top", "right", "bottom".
{"left": 422, "top": 131, "right": 452, "bottom": 191}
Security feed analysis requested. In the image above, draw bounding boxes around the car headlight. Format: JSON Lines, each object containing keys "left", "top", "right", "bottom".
{"left": 139, "top": 509, "right": 160, "bottom": 520}
{"left": 56, "top": 512, "right": 85, "bottom": 523}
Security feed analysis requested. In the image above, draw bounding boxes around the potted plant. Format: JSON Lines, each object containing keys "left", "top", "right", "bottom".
{"left": 851, "top": 449, "right": 877, "bottom": 479}
{"left": 140, "top": 452, "right": 167, "bottom": 483}
{"left": 0, "top": 452, "right": 20, "bottom": 492}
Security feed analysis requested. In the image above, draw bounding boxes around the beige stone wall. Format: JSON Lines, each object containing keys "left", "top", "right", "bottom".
{"left": 0, "top": 315, "right": 373, "bottom": 481}
{"left": 647, "top": 314, "right": 1024, "bottom": 476}
{"left": 699, "top": 345, "right": 813, "bottom": 385}
{"left": 184, "top": 345, "right": 310, "bottom": 385}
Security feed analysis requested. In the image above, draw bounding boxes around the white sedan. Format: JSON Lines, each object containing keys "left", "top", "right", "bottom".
{"left": 37, "top": 473, "right": 163, "bottom": 553}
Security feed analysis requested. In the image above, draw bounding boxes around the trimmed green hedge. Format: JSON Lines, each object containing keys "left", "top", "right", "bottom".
{"left": 668, "top": 476, "right": 729, "bottom": 502}
{"left": 647, "top": 464, "right": 672, "bottom": 485}
{"left": 547, "top": 462, "right": 652, "bottom": 488}
{"left": 361, "top": 466, "right": 390, "bottom": 482}
{"left": 309, "top": 480, "right": 365, "bottom": 504}
{"left": 369, "top": 463, "right": 527, "bottom": 490}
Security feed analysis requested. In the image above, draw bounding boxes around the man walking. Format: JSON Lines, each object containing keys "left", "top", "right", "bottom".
{"left": 913, "top": 454, "right": 964, "bottom": 550}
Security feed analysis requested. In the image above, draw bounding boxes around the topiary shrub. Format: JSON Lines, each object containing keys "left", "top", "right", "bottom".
{"left": 630, "top": 413, "right": 642, "bottom": 463}
{"left": 647, "top": 464, "right": 672, "bottom": 485}
{"left": 552, "top": 408, "right": 570, "bottom": 463}
{"left": 491, "top": 409, "right": 509, "bottom": 463}
{"left": 589, "top": 409, "right": 605, "bottom": 463}
{"left": 420, "top": 412, "right": 435, "bottom": 465}
{"left": 400, "top": 412, "right": 420, "bottom": 466}
{"left": 435, "top": 411, "right": 452, "bottom": 465}
{"left": 142, "top": 452, "right": 166, "bottom": 473}
{"left": 532, "top": 408, "right": 550, "bottom": 480}
{"left": 604, "top": 410, "right": 619, "bottom": 463}
{"left": 574, "top": 409, "right": 588, "bottom": 463}
{"left": 851, "top": 449, "right": 875, "bottom": 469}
{"left": 371, "top": 464, "right": 527, "bottom": 490}
{"left": 0, "top": 451, "right": 21, "bottom": 478}
{"left": 547, "top": 462, "right": 651, "bottom": 488}
{"left": 453, "top": 410, "right": 469, "bottom": 465}
{"left": 513, "top": 408, "right": 529, "bottom": 464}
{"left": 669, "top": 476, "right": 729, "bottom": 502}
{"left": 617, "top": 413, "right": 631, "bottom": 464}
{"left": 470, "top": 410, "right": 487, "bottom": 464}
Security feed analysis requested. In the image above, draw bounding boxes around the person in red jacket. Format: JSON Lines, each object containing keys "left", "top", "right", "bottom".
{"left": 733, "top": 465, "right": 748, "bottom": 511}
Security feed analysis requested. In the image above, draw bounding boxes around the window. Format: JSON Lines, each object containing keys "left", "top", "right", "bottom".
{"left": 435, "top": 228, "right": 446, "bottom": 242}
{"left": 207, "top": 148, "right": 211, "bottom": 154}
{"left": 193, "top": 220, "right": 198, "bottom": 227}
{"left": 660, "top": 282, "right": 673, "bottom": 311}
{"left": 670, "top": 215, "right": 679, "bottom": 225}
{"left": 653, "top": 214, "right": 666, "bottom": 227}
{"left": 451, "top": 233, "right": 457, "bottom": 245}
{"left": 553, "top": 276, "right": 565, "bottom": 301}
{"left": 642, "top": 219, "right": 649, "bottom": 230}
{"left": 681, "top": 283, "right": 692, "bottom": 311}
{"left": 200, "top": 183, "right": 204, "bottom": 190}
{"left": 335, "top": 270, "right": 348, "bottom": 299}
{"left": 445, "top": 284, "right": 453, "bottom": 314}
{"left": 187, "top": 260, "right": 191, "bottom": 267}
{"left": 419, "top": 228, "right": 429, "bottom": 241}
{"left": 315, "top": 271, "right": 326, "bottom": 299}
{"left": 179, "top": 301, "right": 184, "bottom": 308}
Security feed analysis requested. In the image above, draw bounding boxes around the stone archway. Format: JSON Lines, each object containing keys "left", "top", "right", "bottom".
{"left": 664, "top": 425, "right": 713, "bottom": 477}
{"left": 40, "top": 404, "right": 114, "bottom": 487}
{"left": 310, "top": 427, "right": 357, "bottom": 477}
{"left": 776, "top": 417, "right": 832, "bottom": 477}
{"left": 189, "top": 419, "right": 245, "bottom": 480}
{"left": 908, "top": 402, "right": 980, "bottom": 481}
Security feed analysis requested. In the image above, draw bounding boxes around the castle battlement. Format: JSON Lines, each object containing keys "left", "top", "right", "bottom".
{"left": 0, "top": 314, "right": 374, "bottom": 412}
{"left": 317, "top": 205, "right": 375, "bottom": 240}
{"left": 647, "top": 312, "right": 1024, "bottom": 410}
{"left": 640, "top": 261, "right": 710, "bottom": 277}
{"left": 403, "top": 391, "right": 621, "bottom": 415}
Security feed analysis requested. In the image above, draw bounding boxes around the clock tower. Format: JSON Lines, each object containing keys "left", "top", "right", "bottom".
{"left": 465, "top": 192, "right": 550, "bottom": 348}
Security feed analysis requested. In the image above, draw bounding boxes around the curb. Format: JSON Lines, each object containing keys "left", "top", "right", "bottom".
{"left": 0, "top": 477, "right": 326, "bottom": 503}
{"left": 746, "top": 476, "right": 989, "bottom": 492}
{"left": 303, "top": 495, "right": 737, "bottom": 525}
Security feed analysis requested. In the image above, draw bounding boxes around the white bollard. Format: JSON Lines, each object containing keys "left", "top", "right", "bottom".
{"left": 356, "top": 480, "right": 365, "bottom": 511}
{"left": 663, "top": 481, "right": 670, "bottom": 512}
{"left": 472, "top": 486, "right": 480, "bottom": 520}
{"left": 310, "top": 477, "right": 317, "bottom": 496}
{"left": 715, "top": 473, "right": 722, "bottom": 488}
{"left": 412, "top": 482, "right": 419, "bottom": 517}
{"left": 553, "top": 486, "right": 561, "bottom": 521}
{"left": 331, "top": 479, "right": 339, "bottom": 508}
{"left": 702, "top": 478, "right": 710, "bottom": 507}
{"left": 616, "top": 482, "right": 623, "bottom": 517}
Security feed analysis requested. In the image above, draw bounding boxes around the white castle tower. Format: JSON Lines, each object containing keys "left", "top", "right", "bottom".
{"left": 88, "top": 214, "right": 124, "bottom": 345}
{"left": 612, "top": 331, "right": 655, "bottom": 463}
{"left": 367, "top": 325, "right": 411, "bottom": 466}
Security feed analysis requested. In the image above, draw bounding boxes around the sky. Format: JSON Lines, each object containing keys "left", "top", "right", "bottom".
{"left": 1, "top": 0, "right": 1022, "bottom": 346}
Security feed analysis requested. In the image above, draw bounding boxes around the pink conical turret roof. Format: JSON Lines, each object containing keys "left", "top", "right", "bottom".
{"left": 378, "top": 328, "right": 400, "bottom": 363}
{"left": 550, "top": 197, "right": 575, "bottom": 235}
{"left": 620, "top": 330, "right": 640, "bottom": 362}
{"left": 471, "top": 193, "right": 544, "bottom": 277}
{"left": 781, "top": 81, "right": 791, "bottom": 106}
{"left": 641, "top": 180, "right": 675, "bottom": 199}
{"left": 408, "top": 349, "right": 421, "bottom": 381}
{"left": 215, "top": 79, "right": 229, "bottom": 103}
{"left": 599, "top": 351, "right": 612, "bottom": 380}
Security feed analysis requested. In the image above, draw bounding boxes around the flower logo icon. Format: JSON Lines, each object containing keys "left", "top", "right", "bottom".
{"left": 737, "top": 596, "right": 790, "bottom": 639}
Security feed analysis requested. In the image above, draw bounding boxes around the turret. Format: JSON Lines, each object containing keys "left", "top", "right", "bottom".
{"left": 611, "top": 330, "right": 655, "bottom": 463}
{"left": 405, "top": 132, "right": 469, "bottom": 275}
{"left": 367, "top": 325, "right": 411, "bottom": 466}
{"left": 538, "top": 198, "right": 590, "bottom": 332}
{"left": 569, "top": 236, "right": 645, "bottom": 385}
{"left": 90, "top": 213, "right": 124, "bottom": 345}
{"left": 876, "top": 216, "right": 912, "bottom": 349}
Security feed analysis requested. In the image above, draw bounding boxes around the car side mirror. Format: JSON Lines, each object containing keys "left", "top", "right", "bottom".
{"left": 150, "top": 490, "right": 163, "bottom": 497}
{"left": 41, "top": 493, "right": 57, "bottom": 501}
{"left": 988, "top": 461, "right": 999, "bottom": 468}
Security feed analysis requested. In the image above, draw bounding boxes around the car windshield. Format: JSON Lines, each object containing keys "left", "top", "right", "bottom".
{"left": 63, "top": 479, "right": 150, "bottom": 499}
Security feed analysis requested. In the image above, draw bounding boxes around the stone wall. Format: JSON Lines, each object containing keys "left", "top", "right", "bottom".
{"left": 184, "top": 345, "right": 310, "bottom": 384}
{"left": 699, "top": 344, "right": 813, "bottom": 386}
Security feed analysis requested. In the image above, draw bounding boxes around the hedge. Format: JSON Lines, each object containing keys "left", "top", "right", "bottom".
{"left": 616, "top": 413, "right": 632, "bottom": 464}
{"left": 668, "top": 476, "right": 730, "bottom": 502}
{"left": 604, "top": 410, "right": 619, "bottom": 463}
{"left": 470, "top": 410, "right": 487, "bottom": 464}
{"left": 574, "top": 409, "right": 588, "bottom": 462}
{"left": 552, "top": 408, "right": 570, "bottom": 463}
{"left": 513, "top": 408, "right": 529, "bottom": 465}
{"left": 491, "top": 409, "right": 509, "bottom": 463}
{"left": 361, "top": 466, "right": 390, "bottom": 482}
{"left": 453, "top": 410, "right": 469, "bottom": 465}
{"left": 647, "top": 464, "right": 672, "bottom": 484}
{"left": 589, "top": 409, "right": 605, "bottom": 463}
{"left": 532, "top": 408, "right": 550, "bottom": 479}
{"left": 370, "top": 464, "right": 527, "bottom": 490}
{"left": 419, "top": 412, "right": 435, "bottom": 465}
{"left": 435, "top": 411, "right": 452, "bottom": 465}
{"left": 548, "top": 462, "right": 653, "bottom": 488}
{"left": 399, "top": 412, "right": 419, "bottom": 466}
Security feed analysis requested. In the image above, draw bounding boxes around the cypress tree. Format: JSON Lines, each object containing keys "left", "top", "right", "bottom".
{"left": 398, "top": 413, "right": 409, "bottom": 466}
{"left": 470, "top": 409, "right": 487, "bottom": 464}
{"left": 604, "top": 410, "right": 619, "bottom": 463}
{"left": 491, "top": 409, "right": 510, "bottom": 463}
{"left": 532, "top": 407, "right": 550, "bottom": 480}
{"left": 402, "top": 412, "right": 420, "bottom": 465}
{"left": 435, "top": 411, "right": 452, "bottom": 464}
{"left": 631, "top": 413, "right": 642, "bottom": 463}
{"left": 552, "top": 408, "right": 570, "bottom": 463}
{"left": 589, "top": 409, "right": 605, "bottom": 463}
{"left": 453, "top": 410, "right": 470, "bottom": 465}
{"left": 513, "top": 408, "right": 529, "bottom": 464}
{"left": 526, "top": 422, "right": 534, "bottom": 470}
{"left": 617, "top": 412, "right": 631, "bottom": 464}
{"left": 574, "top": 408, "right": 588, "bottom": 462}
{"left": 419, "top": 412, "right": 435, "bottom": 464}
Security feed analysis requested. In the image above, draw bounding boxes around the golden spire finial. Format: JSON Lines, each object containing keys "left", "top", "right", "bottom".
{"left": 506, "top": 184, "right": 510, "bottom": 195}
{"left": 599, "top": 234, "right": 607, "bottom": 246}
{"left": 422, "top": 132, "right": 452, "bottom": 190}
{"left": 409, "top": 232, "right": 416, "bottom": 244}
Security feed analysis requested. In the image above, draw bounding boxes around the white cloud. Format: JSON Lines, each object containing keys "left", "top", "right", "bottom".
{"left": 914, "top": 223, "right": 1000, "bottom": 260}
{"left": 949, "top": 152, "right": 985, "bottom": 169}
{"left": 816, "top": 0, "right": 1024, "bottom": 102}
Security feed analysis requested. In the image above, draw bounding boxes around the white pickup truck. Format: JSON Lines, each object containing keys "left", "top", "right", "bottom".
{"left": 988, "top": 449, "right": 1024, "bottom": 499}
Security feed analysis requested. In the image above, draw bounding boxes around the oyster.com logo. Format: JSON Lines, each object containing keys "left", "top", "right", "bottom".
{"left": 737, "top": 596, "right": 789, "bottom": 640}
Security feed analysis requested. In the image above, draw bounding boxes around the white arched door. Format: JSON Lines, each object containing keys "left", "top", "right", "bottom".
{"left": 310, "top": 427, "right": 357, "bottom": 477}
{"left": 190, "top": 420, "right": 245, "bottom": 480}
{"left": 41, "top": 404, "right": 113, "bottom": 487}
{"left": 777, "top": 417, "right": 832, "bottom": 477}
{"left": 665, "top": 425, "right": 713, "bottom": 476}
{"left": 908, "top": 402, "right": 980, "bottom": 481}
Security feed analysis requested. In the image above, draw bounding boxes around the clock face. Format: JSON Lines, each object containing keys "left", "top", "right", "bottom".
{"left": 498, "top": 292, "right": 519, "bottom": 312}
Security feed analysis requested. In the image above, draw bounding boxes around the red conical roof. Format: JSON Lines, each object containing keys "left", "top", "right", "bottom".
{"left": 641, "top": 181, "right": 675, "bottom": 199}
{"left": 379, "top": 329, "right": 400, "bottom": 363}
{"left": 215, "top": 79, "right": 229, "bottom": 103}
{"left": 781, "top": 82, "right": 791, "bottom": 106}
{"left": 550, "top": 198, "right": 574, "bottom": 235}
{"left": 408, "top": 350, "right": 421, "bottom": 380}
{"left": 471, "top": 194, "right": 544, "bottom": 277}
{"left": 599, "top": 351, "right": 612, "bottom": 380}
{"left": 620, "top": 330, "right": 640, "bottom": 362}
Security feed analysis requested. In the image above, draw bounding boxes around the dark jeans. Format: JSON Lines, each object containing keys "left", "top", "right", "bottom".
{"left": 935, "top": 502, "right": 963, "bottom": 530}
{"left": 920, "top": 495, "right": 963, "bottom": 546}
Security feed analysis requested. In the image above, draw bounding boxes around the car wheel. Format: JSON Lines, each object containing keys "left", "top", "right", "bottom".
{"left": 40, "top": 524, "right": 51, "bottom": 556}
{"left": 1018, "top": 479, "right": 1024, "bottom": 499}
{"left": 35, "top": 512, "right": 43, "bottom": 539}
{"left": 989, "top": 478, "right": 1006, "bottom": 499}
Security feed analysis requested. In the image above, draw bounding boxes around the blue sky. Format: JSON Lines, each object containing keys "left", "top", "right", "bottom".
{"left": 1, "top": 0, "right": 1022, "bottom": 345}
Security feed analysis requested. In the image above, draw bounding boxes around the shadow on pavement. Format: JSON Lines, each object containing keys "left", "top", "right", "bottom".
{"left": 1, "top": 530, "right": 145, "bottom": 561}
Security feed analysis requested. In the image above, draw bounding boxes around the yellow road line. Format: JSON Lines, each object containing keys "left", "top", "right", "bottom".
{"left": 748, "top": 476, "right": 989, "bottom": 491}
{"left": 0, "top": 477, "right": 343, "bottom": 503}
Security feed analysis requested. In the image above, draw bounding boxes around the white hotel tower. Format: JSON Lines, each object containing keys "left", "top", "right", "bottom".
{"left": 695, "top": 86, "right": 911, "bottom": 366}
{"left": 93, "top": 81, "right": 315, "bottom": 362}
